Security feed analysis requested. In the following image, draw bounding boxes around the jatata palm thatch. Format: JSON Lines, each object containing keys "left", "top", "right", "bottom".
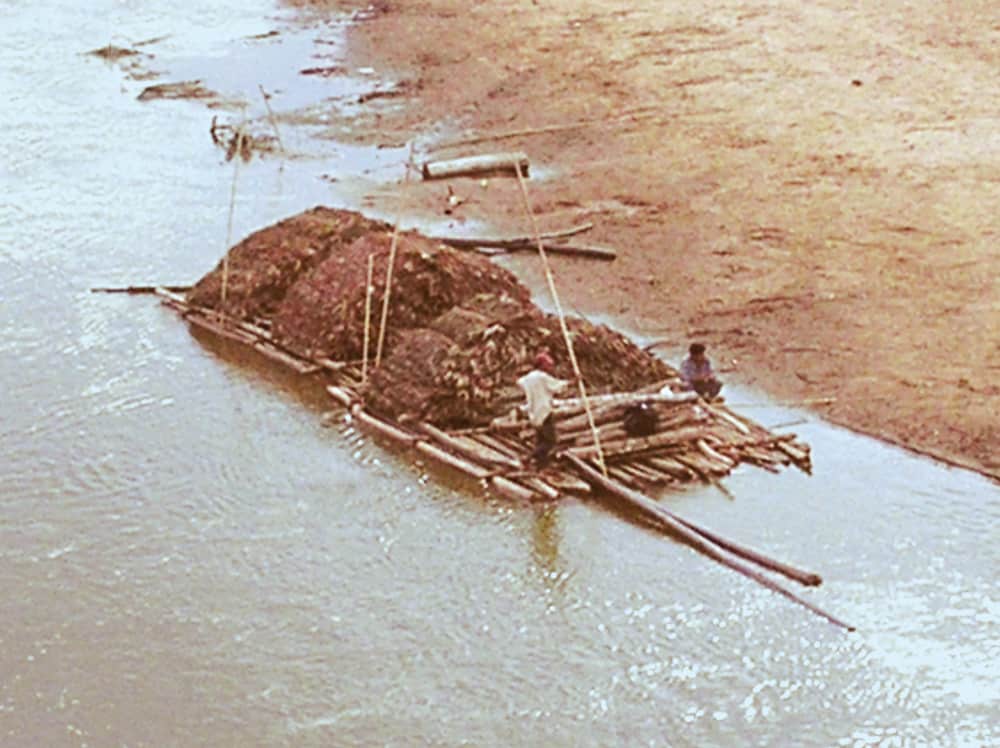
{"left": 187, "top": 207, "right": 389, "bottom": 319}
{"left": 189, "top": 206, "right": 675, "bottom": 429}
{"left": 365, "top": 294, "right": 675, "bottom": 427}
{"left": 270, "top": 231, "right": 531, "bottom": 360}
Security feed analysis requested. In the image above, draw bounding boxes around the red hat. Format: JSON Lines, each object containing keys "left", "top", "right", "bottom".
{"left": 534, "top": 351, "right": 555, "bottom": 372}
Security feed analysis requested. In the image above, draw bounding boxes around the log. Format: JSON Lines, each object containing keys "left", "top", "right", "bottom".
{"left": 415, "top": 440, "right": 491, "bottom": 480}
{"left": 326, "top": 385, "right": 357, "bottom": 408}
{"left": 185, "top": 312, "right": 258, "bottom": 345}
{"left": 155, "top": 286, "right": 191, "bottom": 307}
{"left": 620, "top": 462, "right": 668, "bottom": 485}
{"left": 352, "top": 405, "right": 417, "bottom": 447}
{"left": 563, "top": 425, "right": 709, "bottom": 460}
{"left": 317, "top": 357, "right": 350, "bottom": 371}
{"left": 778, "top": 440, "right": 811, "bottom": 465}
{"left": 419, "top": 423, "right": 523, "bottom": 470}
{"left": 703, "top": 403, "right": 752, "bottom": 436}
{"left": 466, "top": 242, "right": 616, "bottom": 260}
{"left": 489, "top": 475, "right": 538, "bottom": 502}
{"left": 542, "top": 471, "right": 592, "bottom": 494}
{"left": 633, "top": 461, "right": 682, "bottom": 485}
{"left": 468, "top": 432, "right": 525, "bottom": 462}
{"left": 646, "top": 456, "right": 697, "bottom": 481}
{"left": 555, "top": 390, "right": 694, "bottom": 416}
{"left": 519, "top": 242, "right": 617, "bottom": 261}
{"left": 606, "top": 465, "right": 645, "bottom": 489}
{"left": 561, "top": 407, "right": 664, "bottom": 444}
{"left": 252, "top": 341, "right": 320, "bottom": 374}
{"left": 656, "top": 497, "right": 820, "bottom": 586}
{"left": 565, "top": 423, "right": 629, "bottom": 448}
{"left": 92, "top": 284, "right": 191, "bottom": 294}
{"left": 422, "top": 151, "right": 530, "bottom": 180}
{"left": 522, "top": 477, "right": 561, "bottom": 501}
{"left": 431, "top": 222, "right": 594, "bottom": 250}
{"left": 672, "top": 451, "right": 731, "bottom": 478}
{"left": 236, "top": 319, "right": 273, "bottom": 341}
{"left": 556, "top": 395, "right": 697, "bottom": 435}
{"left": 697, "top": 439, "right": 736, "bottom": 469}
{"left": 564, "top": 455, "right": 849, "bottom": 630}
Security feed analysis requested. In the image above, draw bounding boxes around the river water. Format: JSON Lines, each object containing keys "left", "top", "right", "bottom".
{"left": 1, "top": 1, "right": 996, "bottom": 746}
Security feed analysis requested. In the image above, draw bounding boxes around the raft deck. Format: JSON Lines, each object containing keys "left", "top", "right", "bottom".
{"left": 155, "top": 287, "right": 811, "bottom": 503}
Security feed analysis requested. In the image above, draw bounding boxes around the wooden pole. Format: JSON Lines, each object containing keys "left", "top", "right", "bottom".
{"left": 513, "top": 162, "right": 608, "bottom": 476}
{"left": 565, "top": 455, "right": 852, "bottom": 631}
{"left": 258, "top": 84, "right": 287, "bottom": 158}
{"left": 429, "top": 222, "right": 593, "bottom": 249}
{"left": 221, "top": 114, "right": 246, "bottom": 306}
{"left": 375, "top": 142, "right": 415, "bottom": 367}
{"left": 361, "top": 253, "right": 374, "bottom": 384}
{"left": 421, "top": 152, "right": 529, "bottom": 180}
{"left": 91, "top": 284, "right": 191, "bottom": 294}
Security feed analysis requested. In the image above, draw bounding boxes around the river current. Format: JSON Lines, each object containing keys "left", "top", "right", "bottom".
{"left": 0, "top": 1, "right": 996, "bottom": 746}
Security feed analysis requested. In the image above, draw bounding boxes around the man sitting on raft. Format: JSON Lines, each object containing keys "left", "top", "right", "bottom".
{"left": 680, "top": 342, "right": 723, "bottom": 400}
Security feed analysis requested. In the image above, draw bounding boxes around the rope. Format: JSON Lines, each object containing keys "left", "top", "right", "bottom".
{"left": 513, "top": 162, "right": 607, "bottom": 476}
{"left": 375, "top": 142, "right": 416, "bottom": 367}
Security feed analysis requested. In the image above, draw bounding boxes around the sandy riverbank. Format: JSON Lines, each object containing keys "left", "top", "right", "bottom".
{"left": 286, "top": 0, "right": 998, "bottom": 482}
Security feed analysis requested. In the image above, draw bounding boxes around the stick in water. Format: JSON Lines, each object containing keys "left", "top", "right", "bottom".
{"left": 221, "top": 113, "right": 246, "bottom": 306}
{"left": 258, "top": 84, "right": 287, "bottom": 159}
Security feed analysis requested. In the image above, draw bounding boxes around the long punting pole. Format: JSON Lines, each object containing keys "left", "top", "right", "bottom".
{"left": 513, "top": 162, "right": 608, "bottom": 477}
{"left": 375, "top": 142, "right": 416, "bottom": 368}
{"left": 565, "top": 455, "right": 854, "bottom": 631}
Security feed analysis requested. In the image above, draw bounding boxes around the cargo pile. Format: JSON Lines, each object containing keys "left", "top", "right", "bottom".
{"left": 186, "top": 206, "right": 675, "bottom": 426}
{"left": 187, "top": 207, "right": 389, "bottom": 320}
{"left": 366, "top": 296, "right": 673, "bottom": 425}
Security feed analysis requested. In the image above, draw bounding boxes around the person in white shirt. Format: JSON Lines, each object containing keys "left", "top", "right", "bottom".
{"left": 516, "top": 349, "right": 569, "bottom": 468}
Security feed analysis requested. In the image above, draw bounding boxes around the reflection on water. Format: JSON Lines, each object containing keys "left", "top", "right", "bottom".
{"left": 1, "top": 1, "right": 997, "bottom": 746}
{"left": 530, "top": 506, "right": 563, "bottom": 580}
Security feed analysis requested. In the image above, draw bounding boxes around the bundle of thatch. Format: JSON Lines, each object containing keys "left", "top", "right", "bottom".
{"left": 187, "top": 207, "right": 389, "bottom": 319}
{"left": 271, "top": 232, "right": 531, "bottom": 360}
{"left": 364, "top": 293, "right": 675, "bottom": 426}
{"left": 187, "top": 205, "right": 676, "bottom": 428}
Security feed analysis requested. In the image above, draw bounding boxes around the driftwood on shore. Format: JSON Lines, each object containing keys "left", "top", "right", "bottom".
{"left": 431, "top": 222, "right": 617, "bottom": 260}
{"left": 430, "top": 222, "right": 594, "bottom": 248}
{"left": 421, "top": 152, "right": 530, "bottom": 180}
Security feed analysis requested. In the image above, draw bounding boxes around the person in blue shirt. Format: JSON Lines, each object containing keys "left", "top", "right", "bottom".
{"left": 680, "top": 342, "right": 723, "bottom": 400}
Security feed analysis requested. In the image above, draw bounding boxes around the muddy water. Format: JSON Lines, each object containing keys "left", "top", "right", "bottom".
{"left": 1, "top": 1, "right": 997, "bottom": 746}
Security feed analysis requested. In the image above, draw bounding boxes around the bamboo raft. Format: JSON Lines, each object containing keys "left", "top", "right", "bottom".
{"left": 154, "top": 286, "right": 812, "bottom": 500}
{"left": 152, "top": 286, "right": 851, "bottom": 631}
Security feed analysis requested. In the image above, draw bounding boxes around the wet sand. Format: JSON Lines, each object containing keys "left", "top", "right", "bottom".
{"left": 292, "top": 0, "right": 999, "bottom": 481}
